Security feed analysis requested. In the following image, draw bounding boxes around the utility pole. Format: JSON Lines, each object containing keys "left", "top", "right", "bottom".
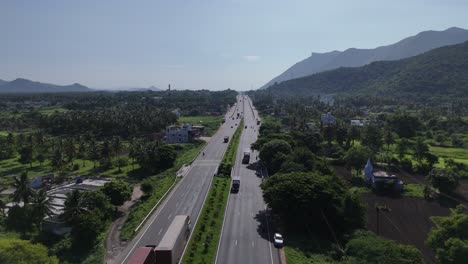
{"left": 375, "top": 204, "right": 391, "bottom": 236}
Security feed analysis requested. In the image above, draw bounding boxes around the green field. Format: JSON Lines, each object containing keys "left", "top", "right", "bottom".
{"left": 178, "top": 115, "right": 223, "bottom": 136}
{"left": 430, "top": 146, "right": 468, "bottom": 165}
{"left": 402, "top": 183, "right": 425, "bottom": 198}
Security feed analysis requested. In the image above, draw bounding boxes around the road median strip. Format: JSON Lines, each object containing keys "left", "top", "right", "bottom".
{"left": 182, "top": 119, "right": 244, "bottom": 263}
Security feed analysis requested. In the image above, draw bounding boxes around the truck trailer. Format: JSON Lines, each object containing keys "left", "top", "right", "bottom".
{"left": 129, "top": 215, "right": 191, "bottom": 264}
{"left": 154, "top": 215, "right": 191, "bottom": 264}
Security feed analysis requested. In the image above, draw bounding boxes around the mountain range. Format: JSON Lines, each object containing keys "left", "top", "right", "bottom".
{"left": 0, "top": 78, "right": 92, "bottom": 93}
{"left": 264, "top": 41, "right": 468, "bottom": 98}
{"left": 260, "top": 27, "right": 468, "bottom": 89}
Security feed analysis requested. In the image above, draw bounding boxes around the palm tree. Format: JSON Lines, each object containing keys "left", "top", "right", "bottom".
{"left": 30, "top": 189, "right": 53, "bottom": 228}
{"left": 62, "top": 189, "right": 88, "bottom": 223}
{"left": 0, "top": 200, "right": 6, "bottom": 217}
{"left": 11, "top": 171, "right": 33, "bottom": 204}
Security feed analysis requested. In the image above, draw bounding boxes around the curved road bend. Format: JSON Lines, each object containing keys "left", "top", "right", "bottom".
{"left": 113, "top": 96, "right": 244, "bottom": 264}
{"left": 216, "top": 95, "right": 280, "bottom": 264}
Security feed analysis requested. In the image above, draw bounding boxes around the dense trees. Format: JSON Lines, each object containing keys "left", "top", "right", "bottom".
{"left": 259, "top": 139, "right": 293, "bottom": 174}
{"left": 11, "top": 172, "right": 33, "bottom": 204}
{"left": 426, "top": 168, "right": 460, "bottom": 193}
{"left": 345, "top": 230, "right": 424, "bottom": 264}
{"left": 101, "top": 180, "right": 132, "bottom": 207}
{"left": 344, "top": 146, "right": 371, "bottom": 176}
{"left": 0, "top": 238, "right": 58, "bottom": 264}
{"left": 427, "top": 206, "right": 468, "bottom": 264}
{"left": 261, "top": 171, "right": 365, "bottom": 234}
{"left": 134, "top": 141, "right": 177, "bottom": 174}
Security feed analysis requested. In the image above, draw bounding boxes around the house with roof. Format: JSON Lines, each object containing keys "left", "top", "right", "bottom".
{"left": 321, "top": 112, "right": 335, "bottom": 124}
{"left": 350, "top": 119, "right": 370, "bottom": 126}
{"left": 364, "top": 159, "right": 403, "bottom": 192}
{"left": 163, "top": 124, "right": 193, "bottom": 143}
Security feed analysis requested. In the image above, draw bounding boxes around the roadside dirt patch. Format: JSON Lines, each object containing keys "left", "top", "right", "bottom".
{"left": 105, "top": 185, "right": 143, "bottom": 263}
{"left": 364, "top": 193, "right": 450, "bottom": 263}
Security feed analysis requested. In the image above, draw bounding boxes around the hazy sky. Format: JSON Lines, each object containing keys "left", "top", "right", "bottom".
{"left": 1, "top": 0, "right": 468, "bottom": 90}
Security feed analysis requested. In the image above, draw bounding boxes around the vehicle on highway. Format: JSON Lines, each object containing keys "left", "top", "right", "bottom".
{"left": 245, "top": 125, "right": 247, "bottom": 129}
{"left": 242, "top": 149, "right": 250, "bottom": 164}
{"left": 274, "top": 233, "right": 284, "bottom": 248}
{"left": 257, "top": 120, "right": 261, "bottom": 125}
{"left": 231, "top": 176, "right": 241, "bottom": 192}
{"left": 128, "top": 245, "right": 156, "bottom": 264}
{"left": 155, "top": 215, "right": 191, "bottom": 264}
{"left": 231, "top": 126, "right": 233, "bottom": 128}
{"left": 224, "top": 136, "right": 229, "bottom": 143}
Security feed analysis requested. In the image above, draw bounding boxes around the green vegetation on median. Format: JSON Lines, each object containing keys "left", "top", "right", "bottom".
{"left": 217, "top": 120, "right": 244, "bottom": 176}
{"left": 182, "top": 176, "right": 230, "bottom": 264}
{"left": 182, "top": 120, "right": 243, "bottom": 263}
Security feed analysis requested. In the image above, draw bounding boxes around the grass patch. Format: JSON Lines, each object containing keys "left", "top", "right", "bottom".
{"left": 120, "top": 175, "right": 179, "bottom": 241}
{"left": 402, "top": 183, "right": 426, "bottom": 198}
{"left": 217, "top": 120, "right": 243, "bottom": 176}
{"left": 182, "top": 120, "right": 243, "bottom": 263}
{"left": 430, "top": 146, "right": 468, "bottom": 166}
{"left": 178, "top": 115, "right": 223, "bottom": 136}
{"left": 181, "top": 176, "right": 230, "bottom": 264}
{"left": 284, "top": 234, "right": 336, "bottom": 264}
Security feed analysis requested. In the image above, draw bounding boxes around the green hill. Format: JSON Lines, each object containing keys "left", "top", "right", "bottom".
{"left": 265, "top": 41, "right": 468, "bottom": 98}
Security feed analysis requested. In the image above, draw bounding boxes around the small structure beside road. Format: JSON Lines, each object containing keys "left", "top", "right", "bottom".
{"left": 364, "top": 159, "right": 404, "bottom": 192}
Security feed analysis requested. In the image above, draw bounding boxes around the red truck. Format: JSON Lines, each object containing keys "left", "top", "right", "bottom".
{"left": 128, "top": 245, "right": 156, "bottom": 264}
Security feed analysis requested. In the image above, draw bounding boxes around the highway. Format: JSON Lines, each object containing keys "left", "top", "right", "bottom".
{"left": 113, "top": 96, "right": 244, "bottom": 264}
{"left": 216, "top": 95, "right": 280, "bottom": 264}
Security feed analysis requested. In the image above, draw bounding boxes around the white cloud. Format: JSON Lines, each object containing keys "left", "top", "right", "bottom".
{"left": 243, "top": 55, "right": 260, "bottom": 62}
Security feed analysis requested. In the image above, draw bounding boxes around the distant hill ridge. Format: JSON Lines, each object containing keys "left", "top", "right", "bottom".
{"left": 0, "top": 78, "right": 92, "bottom": 93}
{"left": 265, "top": 41, "right": 468, "bottom": 97}
{"left": 260, "top": 27, "right": 468, "bottom": 89}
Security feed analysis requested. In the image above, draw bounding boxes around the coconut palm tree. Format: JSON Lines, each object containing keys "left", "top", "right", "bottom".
{"left": 30, "top": 189, "right": 53, "bottom": 228}
{"left": 62, "top": 189, "right": 88, "bottom": 224}
{"left": 11, "top": 171, "right": 33, "bottom": 204}
{"left": 0, "top": 200, "right": 6, "bottom": 217}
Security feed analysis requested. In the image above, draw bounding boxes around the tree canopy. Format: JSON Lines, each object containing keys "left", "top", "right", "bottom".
{"left": 0, "top": 238, "right": 58, "bottom": 264}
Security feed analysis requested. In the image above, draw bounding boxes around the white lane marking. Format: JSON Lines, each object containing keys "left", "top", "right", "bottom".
{"left": 158, "top": 228, "right": 163, "bottom": 235}
{"left": 168, "top": 214, "right": 172, "bottom": 220}
{"left": 265, "top": 205, "right": 274, "bottom": 264}
{"left": 252, "top": 241, "right": 255, "bottom": 248}
{"left": 235, "top": 240, "right": 238, "bottom": 246}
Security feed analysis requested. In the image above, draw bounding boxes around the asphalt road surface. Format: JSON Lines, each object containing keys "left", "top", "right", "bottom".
{"left": 114, "top": 96, "right": 244, "bottom": 264}
{"left": 216, "top": 95, "right": 280, "bottom": 264}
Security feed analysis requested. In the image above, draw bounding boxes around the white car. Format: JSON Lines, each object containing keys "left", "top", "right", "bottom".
{"left": 274, "top": 233, "right": 284, "bottom": 247}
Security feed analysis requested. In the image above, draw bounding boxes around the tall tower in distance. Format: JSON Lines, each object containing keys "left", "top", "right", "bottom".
{"left": 168, "top": 84, "right": 171, "bottom": 91}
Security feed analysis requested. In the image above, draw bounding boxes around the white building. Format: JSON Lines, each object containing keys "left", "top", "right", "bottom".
{"left": 164, "top": 124, "right": 192, "bottom": 143}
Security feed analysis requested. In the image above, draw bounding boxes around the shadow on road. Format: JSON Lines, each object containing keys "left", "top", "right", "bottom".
{"left": 254, "top": 210, "right": 273, "bottom": 242}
